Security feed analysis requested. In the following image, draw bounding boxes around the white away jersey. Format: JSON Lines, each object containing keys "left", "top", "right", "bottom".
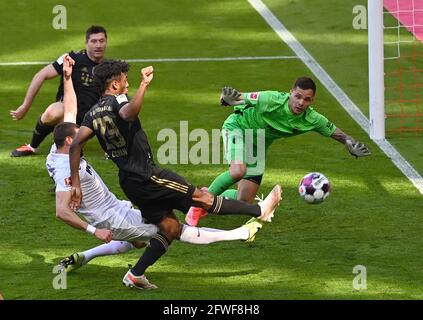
{"left": 46, "top": 148, "right": 132, "bottom": 226}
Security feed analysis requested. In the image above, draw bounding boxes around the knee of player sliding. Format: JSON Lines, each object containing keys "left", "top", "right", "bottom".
{"left": 131, "top": 240, "right": 148, "bottom": 249}
{"left": 160, "top": 220, "right": 181, "bottom": 242}
{"left": 229, "top": 163, "right": 247, "bottom": 181}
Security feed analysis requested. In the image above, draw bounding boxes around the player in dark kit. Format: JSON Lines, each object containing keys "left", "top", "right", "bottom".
{"left": 69, "top": 59, "right": 282, "bottom": 289}
{"left": 10, "top": 25, "right": 107, "bottom": 157}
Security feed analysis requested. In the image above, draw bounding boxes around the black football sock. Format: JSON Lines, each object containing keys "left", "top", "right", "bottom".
{"left": 208, "top": 195, "right": 261, "bottom": 217}
{"left": 131, "top": 233, "right": 170, "bottom": 276}
{"left": 30, "top": 117, "right": 55, "bottom": 149}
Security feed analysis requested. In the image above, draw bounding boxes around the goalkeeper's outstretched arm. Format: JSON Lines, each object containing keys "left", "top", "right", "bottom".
{"left": 331, "top": 128, "right": 371, "bottom": 158}
{"left": 220, "top": 87, "right": 245, "bottom": 106}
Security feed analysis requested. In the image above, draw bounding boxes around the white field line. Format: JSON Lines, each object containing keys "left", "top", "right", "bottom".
{"left": 249, "top": 0, "right": 423, "bottom": 195}
{"left": 0, "top": 55, "right": 298, "bottom": 66}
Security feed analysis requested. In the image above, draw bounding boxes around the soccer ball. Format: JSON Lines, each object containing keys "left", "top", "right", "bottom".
{"left": 298, "top": 172, "right": 331, "bottom": 204}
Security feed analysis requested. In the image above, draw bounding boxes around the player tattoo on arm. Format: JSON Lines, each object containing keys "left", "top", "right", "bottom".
{"left": 330, "top": 128, "right": 354, "bottom": 144}
{"left": 331, "top": 128, "right": 371, "bottom": 157}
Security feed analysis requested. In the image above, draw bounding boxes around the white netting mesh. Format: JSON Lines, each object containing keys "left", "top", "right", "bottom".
{"left": 383, "top": 0, "right": 423, "bottom": 134}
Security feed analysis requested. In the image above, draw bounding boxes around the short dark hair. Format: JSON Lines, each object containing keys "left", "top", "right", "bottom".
{"left": 54, "top": 122, "right": 79, "bottom": 148}
{"left": 93, "top": 59, "right": 130, "bottom": 94}
{"left": 86, "top": 25, "right": 107, "bottom": 42}
{"left": 293, "top": 77, "right": 316, "bottom": 94}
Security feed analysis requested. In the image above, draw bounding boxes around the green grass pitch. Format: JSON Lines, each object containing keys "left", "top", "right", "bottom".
{"left": 0, "top": 0, "right": 422, "bottom": 300}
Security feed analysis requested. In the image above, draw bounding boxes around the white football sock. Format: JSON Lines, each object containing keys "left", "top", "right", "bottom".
{"left": 82, "top": 241, "right": 135, "bottom": 263}
{"left": 179, "top": 224, "right": 249, "bottom": 244}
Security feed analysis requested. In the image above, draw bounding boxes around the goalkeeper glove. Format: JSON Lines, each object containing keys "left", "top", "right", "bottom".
{"left": 220, "top": 87, "right": 245, "bottom": 106}
{"left": 345, "top": 139, "right": 371, "bottom": 158}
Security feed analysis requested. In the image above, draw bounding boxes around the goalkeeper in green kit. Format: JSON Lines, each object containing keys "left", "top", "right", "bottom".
{"left": 185, "top": 77, "right": 371, "bottom": 226}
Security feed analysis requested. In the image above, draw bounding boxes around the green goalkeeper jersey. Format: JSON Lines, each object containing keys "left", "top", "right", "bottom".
{"left": 227, "top": 90, "right": 336, "bottom": 143}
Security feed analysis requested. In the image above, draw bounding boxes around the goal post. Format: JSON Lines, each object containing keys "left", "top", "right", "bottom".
{"left": 369, "top": 0, "right": 423, "bottom": 138}
{"left": 368, "top": 0, "right": 386, "bottom": 140}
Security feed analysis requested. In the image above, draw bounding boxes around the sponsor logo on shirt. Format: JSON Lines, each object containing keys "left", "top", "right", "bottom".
{"left": 249, "top": 92, "right": 259, "bottom": 101}
{"left": 80, "top": 67, "right": 93, "bottom": 87}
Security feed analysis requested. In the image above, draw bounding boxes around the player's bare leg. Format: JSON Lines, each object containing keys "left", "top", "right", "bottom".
{"left": 40, "top": 101, "right": 64, "bottom": 125}
{"left": 126, "top": 212, "right": 179, "bottom": 289}
{"left": 229, "top": 162, "right": 247, "bottom": 181}
{"left": 237, "top": 179, "right": 260, "bottom": 203}
{"left": 131, "top": 240, "right": 148, "bottom": 249}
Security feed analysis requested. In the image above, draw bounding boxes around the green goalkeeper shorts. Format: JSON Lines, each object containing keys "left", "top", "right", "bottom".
{"left": 222, "top": 114, "right": 268, "bottom": 177}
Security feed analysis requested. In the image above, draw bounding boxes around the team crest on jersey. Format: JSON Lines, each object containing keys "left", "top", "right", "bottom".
{"left": 64, "top": 177, "right": 72, "bottom": 186}
{"left": 249, "top": 92, "right": 259, "bottom": 100}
